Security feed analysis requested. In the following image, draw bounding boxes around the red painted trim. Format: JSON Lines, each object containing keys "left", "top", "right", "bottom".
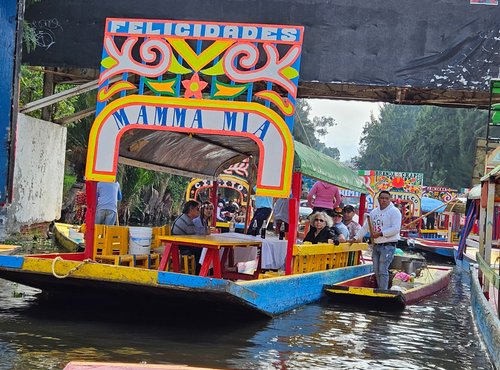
{"left": 286, "top": 172, "right": 302, "bottom": 275}
{"left": 28, "top": 253, "right": 85, "bottom": 261}
{"left": 359, "top": 193, "right": 366, "bottom": 226}
{"left": 210, "top": 181, "right": 218, "bottom": 227}
{"left": 84, "top": 181, "right": 97, "bottom": 260}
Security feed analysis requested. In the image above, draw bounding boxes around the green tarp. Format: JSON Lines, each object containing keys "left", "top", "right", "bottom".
{"left": 480, "top": 164, "right": 500, "bottom": 182}
{"left": 293, "top": 140, "right": 366, "bottom": 194}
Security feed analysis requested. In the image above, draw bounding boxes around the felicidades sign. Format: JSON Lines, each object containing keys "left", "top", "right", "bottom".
{"left": 85, "top": 18, "right": 304, "bottom": 197}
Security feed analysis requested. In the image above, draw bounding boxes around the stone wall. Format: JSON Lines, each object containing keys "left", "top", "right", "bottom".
{"left": 0, "top": 114, "right": 66, "bottom": 239}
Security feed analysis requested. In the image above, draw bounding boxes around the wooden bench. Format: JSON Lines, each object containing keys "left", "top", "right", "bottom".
{"left": 292, "top": 242, "right": 368, "bottom": 274}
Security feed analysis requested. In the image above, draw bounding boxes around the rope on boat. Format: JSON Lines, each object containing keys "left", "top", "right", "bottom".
{"left": 51, "top": 256, "right": 94, "bottom": 279}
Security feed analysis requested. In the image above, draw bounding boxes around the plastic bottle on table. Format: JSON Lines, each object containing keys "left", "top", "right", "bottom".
{"left": 229, "top": 216, "right": 236, "bottom": 233}
{"left": 279, "top": 222, "right": 285, "bottom": 240}
{"left": 252, "top": 219, "right": 258, "bottom": 236}
{"left": 260, "top": 220, "right": 267, "bottom": 239}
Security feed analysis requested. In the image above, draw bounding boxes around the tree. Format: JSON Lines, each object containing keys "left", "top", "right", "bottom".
{"left": 354, "top": 103, "right": 486, "bottom": 188}
{"left": 355, "top": 105, "right": 420, "bottom": 170}
{"left": 294, "top": 99, "right": 340, "bottom": 160}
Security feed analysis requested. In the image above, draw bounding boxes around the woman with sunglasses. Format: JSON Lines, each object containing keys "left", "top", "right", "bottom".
{"left": 303, "top": 211, "right": 343, "bottom": 245}
{"left": 193, "top": 201, "right": 214, "bottom": 235}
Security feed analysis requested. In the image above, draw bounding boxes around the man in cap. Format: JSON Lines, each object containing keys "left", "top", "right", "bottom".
{"left": 332, "top": 207, "right": 349, "bottom": 240}
{"left": 342, "top": 205, "right": 361, "bottom": 239}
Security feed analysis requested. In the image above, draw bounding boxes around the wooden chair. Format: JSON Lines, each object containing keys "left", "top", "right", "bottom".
{"left": 93, "top": 225, "right": 134, "bottom": 266}
{"left": 93, "top": 225, "right": 160, "bottom": 268}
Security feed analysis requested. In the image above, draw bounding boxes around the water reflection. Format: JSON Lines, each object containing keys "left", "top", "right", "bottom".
{"left": 0, "top": 267, "right": 493, "bottom": 370}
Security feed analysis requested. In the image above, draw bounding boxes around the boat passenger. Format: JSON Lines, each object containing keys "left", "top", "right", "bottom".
{"left": 172, "top": 200, "right": 202, "bottom": 273}
{"left": 95, "top": 181, "right": 122, "bottom": 225}
{"left": 307, "top": 181, "right": 342, "bottom": 217}
{"left": 342, "top": 205, "right": 361, "bottom": 239}
{"left": 193, "top": 201, "right": 213, "bottom": 235}
{"left": 247, "top": 191, "right": 273, "bottom": 235}
{"left": 273, "top": 197, "right": 289, "bottom": 235}
{"left": 303, "top": 211, "right": 341, "bottom": 245}
{"left": 332, "top": 207, "right": 350, "bottom": 239}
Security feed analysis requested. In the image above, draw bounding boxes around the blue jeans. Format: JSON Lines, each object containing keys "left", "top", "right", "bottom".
{"left": 95, "top": 209, "right": 117, "bottom": 226}
{"left": 372, "top": 244, "right": 396, "bottom": 290}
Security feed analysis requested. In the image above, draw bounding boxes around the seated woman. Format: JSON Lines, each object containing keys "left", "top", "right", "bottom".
{"left": 193, "top": 201, "right": 214, "bottom": 235}
{"left": 303, "top": 211, "right": 344, "bottom": 245}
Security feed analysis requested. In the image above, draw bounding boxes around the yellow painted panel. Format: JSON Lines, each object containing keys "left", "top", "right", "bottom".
{"left": 22, "top": 258, "right": 159, "bottom": 286}
{"left": 293, "top": 243, "right": 368, "bottom": 256}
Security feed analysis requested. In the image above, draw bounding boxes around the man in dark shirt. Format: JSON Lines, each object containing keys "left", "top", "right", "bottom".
{"left": 172, "top": 200, "right": 201, "bottom": 272}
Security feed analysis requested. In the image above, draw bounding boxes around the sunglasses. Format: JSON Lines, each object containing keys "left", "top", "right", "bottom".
{"left": 314, "top": 219, "right": 325, "bottom": 222}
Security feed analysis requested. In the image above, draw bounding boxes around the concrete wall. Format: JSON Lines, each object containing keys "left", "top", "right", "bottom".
{"left": 0, "top": 114, "right": 66, "bottom": 237}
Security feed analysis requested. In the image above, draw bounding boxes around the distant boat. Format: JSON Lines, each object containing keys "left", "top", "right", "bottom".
{"left": 407, "top": 238, "right": 455, "bottom": 259}
{"left": 53, "top": 223, "right": 85, "bottom": 252}
{"left": 324, "top": 265, "right": 452, "bottom": 309}
{"left": 0, "top": 245, "right": 21, "bottom": 255}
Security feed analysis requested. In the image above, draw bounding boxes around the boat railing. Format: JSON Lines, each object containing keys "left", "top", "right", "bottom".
{"left": 292, "top": 242, "right": 368, "bottom": 274}
{"left": 476, "top": 252, "right": 500, "bottom": 318}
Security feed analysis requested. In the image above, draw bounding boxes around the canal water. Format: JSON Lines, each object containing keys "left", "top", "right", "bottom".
{"left": 0, "top": 265, "right": 493, "bottom": 370}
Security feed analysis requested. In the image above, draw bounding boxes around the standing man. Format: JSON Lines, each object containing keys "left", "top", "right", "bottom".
{"left": 247, "top": 192, "right": 273, "bottom": 235}
{"left": 95, "top": 181, "right": 122, "bottom": 225}
{"left": 273, "top": 197, "right": 289, "bottom": 235}
{"left": 349, "top": 191, "right": 401, "bottom": 290}
{"left": 342, "top": 205, "right": 361, "bottom": 239}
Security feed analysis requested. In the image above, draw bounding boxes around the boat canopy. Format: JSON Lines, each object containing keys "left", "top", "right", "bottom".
{"left": 117, "top": 133, "right": 366, "bottom": 194}
{"left": 293, "top": 140, "right": 366, "bottom": 194}
{"left": 118, "top": 130, "right": 259, "bottom": 181}
{"left": 480, "top": 164, "right": 500, "bottom": 181}
{"left": 421, "top": 197, "right": 446, "bottom": 213}
{"left": 467, "top": 184, "right": 481, "bottom": 200}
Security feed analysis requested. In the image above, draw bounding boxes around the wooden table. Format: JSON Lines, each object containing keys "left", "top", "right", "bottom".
{"left": 157, "top": 234, "right": 262, "bottom": 279}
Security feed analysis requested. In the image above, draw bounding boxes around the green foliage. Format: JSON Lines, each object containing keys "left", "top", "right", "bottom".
{"left": 354, "top": 104, "right": 486, "bottom": 188}
{"left": 63, "top": 174, "right": 77, "bottom": 198}
{"left": 22, "top": 21, "right": 37, "bottom": 53}
{"left": 19, "top": 66, "right": 43, "bottom": 117}
{"left": 18, "top": 66, "right": 78, "bottom": 120}
{"left": 294, "top": 99, "right": 340, "bottom": 160}
{"left": 23, "top": 0, "right": 42, "bottom": 53}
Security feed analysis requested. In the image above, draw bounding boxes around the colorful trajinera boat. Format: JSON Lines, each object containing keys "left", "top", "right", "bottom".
{"left": 408, "top": 199, "right": 465, "bottom": 260}
{"left": 0, "top": 18, "right": 374, "bottom": 317}
{"left": 0, "top": 244, "right": 21, "bottom": 255}
{"left": 324, "top": 266, "right": 452, "bottom": 309}
{"left": 454, "top": 79, "right": 500, "bottom": 366}
{"left": 53, "top": 222, "right": 85, "bottom": 252}
{"left": 407, "top": 238, "right": 456, "bottom": 258}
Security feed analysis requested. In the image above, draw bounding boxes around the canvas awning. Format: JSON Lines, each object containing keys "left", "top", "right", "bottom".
{"left": 467, "top": 184, "right": 481, "bottom": 200}
{"left": 117, "top": 130, "right": 366, "bottom": 193}
{"left": 118, "top": 130, "right": 259, "bottom": 180}
{"left": 293, "top": 140, "right": 366, "bottom": 194}
{"left": 480, "top": 164, "right": 500, "bottom": 181}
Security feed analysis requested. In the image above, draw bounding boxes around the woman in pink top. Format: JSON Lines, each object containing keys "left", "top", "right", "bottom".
{"left": 307, "top": 181, "right": 342, "bottom": 216}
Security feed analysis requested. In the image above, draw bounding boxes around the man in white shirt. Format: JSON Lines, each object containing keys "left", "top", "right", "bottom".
{"left": 350, "top": 191, "right": 401, "bottom": 290}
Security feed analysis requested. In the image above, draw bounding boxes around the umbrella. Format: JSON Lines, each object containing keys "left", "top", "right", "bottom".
{"left": 421, "top": 197, "right": 446, "bottom": 213}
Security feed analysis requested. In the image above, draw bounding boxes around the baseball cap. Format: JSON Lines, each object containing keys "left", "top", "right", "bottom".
{"left": 343, "top": 205, "right": 355, "bottom": 213}
{"left": 333, "top": 207, "right": 343, "bottom": 216}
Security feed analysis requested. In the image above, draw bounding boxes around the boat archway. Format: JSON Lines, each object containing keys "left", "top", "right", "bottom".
{"left": 186, "top": 175, "right": 249, "bottom": 206}
{"left": 85, "top": 96, "right": 293, "bottom": 197}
